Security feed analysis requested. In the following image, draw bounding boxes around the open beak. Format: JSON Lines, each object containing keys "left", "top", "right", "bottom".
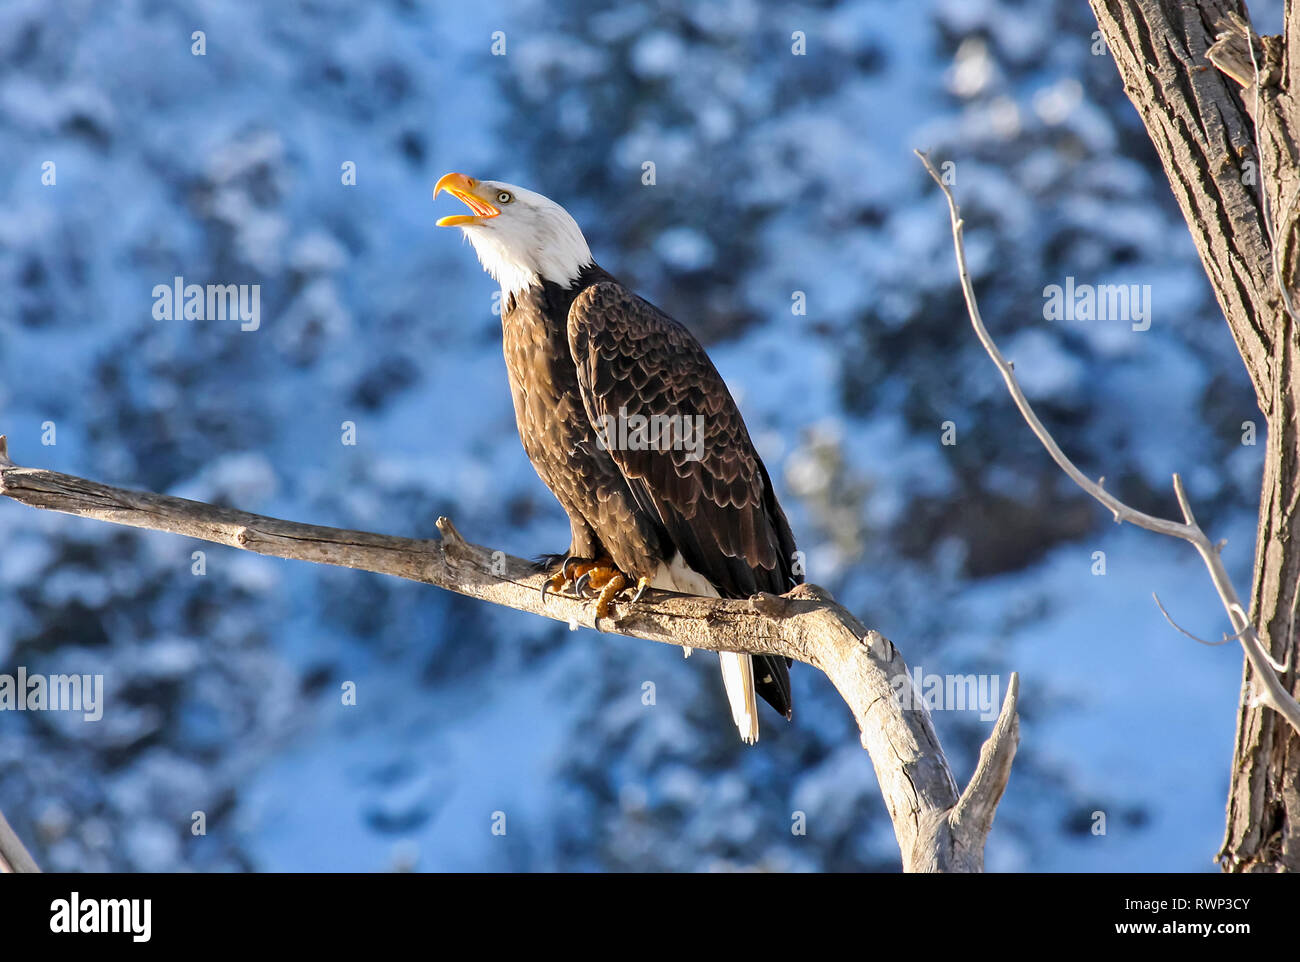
{"left": 434, "top": 173, "right": 500, "bottom": 227}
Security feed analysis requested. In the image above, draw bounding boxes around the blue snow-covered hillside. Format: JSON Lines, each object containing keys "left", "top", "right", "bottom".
{"left": 0, "top": 0, "right": 1278, "bottom": 871}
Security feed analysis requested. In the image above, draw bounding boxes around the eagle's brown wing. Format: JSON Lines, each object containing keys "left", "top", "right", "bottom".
{"left": 567, "top": 281, "right": 798, "bottom": 713}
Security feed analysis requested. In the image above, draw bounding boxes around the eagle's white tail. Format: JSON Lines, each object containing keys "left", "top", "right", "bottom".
{"left": 719, "top": 651, "right": 759, "bottom": 744}
{"left": 652, "top": 553, "right": 759, "bottom": 744}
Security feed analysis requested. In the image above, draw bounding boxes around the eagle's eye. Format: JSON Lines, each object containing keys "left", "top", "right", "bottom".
{"left": 497, "top": 191, "right": 513, "bottom": 205}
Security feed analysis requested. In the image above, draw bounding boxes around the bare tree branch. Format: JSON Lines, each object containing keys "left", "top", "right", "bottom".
{"left": 941, "top": 673, "right": 1020, "bottom": 870}
{"left": 0, "top": 433, "right": 1019, "bottom": 872}
{"left": 915, "top": 149, "right": 1300, "bottom": 737}
{"left": 0, "top": 808, "right": 40, "bottom": 873}
{"left": 1152, "top": 592, "right": 1242, "bottom": 647}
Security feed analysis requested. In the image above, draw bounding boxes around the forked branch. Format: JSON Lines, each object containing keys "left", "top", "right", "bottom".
{"left": 0, "top": 433, "right": 1018, "bottom": 871}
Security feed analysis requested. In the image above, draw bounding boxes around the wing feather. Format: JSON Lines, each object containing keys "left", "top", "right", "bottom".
{"left": 567, "top": 281, "right": 800, "bottom": 718}
{"left": 567, "top": 281, "right": 799, "bottom": 599}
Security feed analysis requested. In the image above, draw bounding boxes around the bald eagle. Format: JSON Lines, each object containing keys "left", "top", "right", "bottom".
{"left": 435, "top": 172, "right": 800, "bottom": 743}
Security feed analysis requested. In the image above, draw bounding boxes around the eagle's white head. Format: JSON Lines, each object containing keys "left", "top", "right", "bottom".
{"left": 435, "top": 172, "right": 594, "bottom": 300}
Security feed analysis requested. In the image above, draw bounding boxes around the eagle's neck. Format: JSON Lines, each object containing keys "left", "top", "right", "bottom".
{"left": 463, "top": 220, "right": 595, "bottom": 302}
{"left": 504, "top": 263, "right": 611, "bottom": 321}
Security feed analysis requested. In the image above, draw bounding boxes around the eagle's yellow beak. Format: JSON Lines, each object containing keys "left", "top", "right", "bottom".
{"left": 434, "top": 172, "right": 500, "bottom": 226}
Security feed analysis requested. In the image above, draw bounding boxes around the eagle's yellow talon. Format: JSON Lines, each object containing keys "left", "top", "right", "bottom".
{"left": 542, "top": 569, "right": 569, "bottom": 599}
{"left": 593, "top": 572, "right": 627, "bottom": 624}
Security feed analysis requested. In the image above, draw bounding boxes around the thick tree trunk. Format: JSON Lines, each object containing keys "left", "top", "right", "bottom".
{"left": 1089, "top": 0, "right": 1300, "bottom": 871}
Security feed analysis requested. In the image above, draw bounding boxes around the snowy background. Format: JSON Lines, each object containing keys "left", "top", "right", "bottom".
{"left": 0, "top": 0, "right": 1280, "bottom": 871}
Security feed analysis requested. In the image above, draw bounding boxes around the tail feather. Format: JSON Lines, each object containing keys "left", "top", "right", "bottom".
{"left": 719, "top": 651, "right": 759, "bottom": 744}
{"left": 651, "top": 553, "right": 784, "bottom": 744}
{"left": 753, "top": 654, "right": 792, "bottom": 720}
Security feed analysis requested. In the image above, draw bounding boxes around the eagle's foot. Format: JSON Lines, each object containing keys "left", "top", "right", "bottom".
{"left": 541, "top": 557, "right": 584, "bottom": 601}
{"left": 593, "top": 573, "right": 654, "bottom": 628}
{"left": 572, "top": 561, "right": 624, "bottom": 598}
{"left": 541, "top": 557, "right": 612, "bottom": 602}
{"left": 542, "top": 559, "right": 650, "bottom": 627}
{"left": 558, "top": 560, "right": 629, "bottom": 626}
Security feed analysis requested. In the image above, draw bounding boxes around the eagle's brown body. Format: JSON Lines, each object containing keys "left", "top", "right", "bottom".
{"left": 502, "top": 265, "right": 668, "bottom": 578}
{"left": 501, "top": 263, "right": 799, "bottom": 718}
